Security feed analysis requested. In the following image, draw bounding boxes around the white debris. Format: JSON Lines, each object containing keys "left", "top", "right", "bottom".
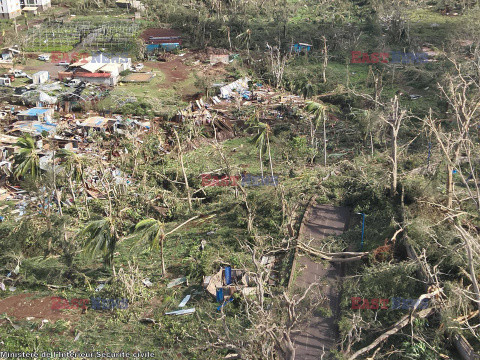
{"left": 165, "top": 308, "right": 195, "bottom": 316}
{"left": 178, "top": 295, "right": 191, "bottom": 308}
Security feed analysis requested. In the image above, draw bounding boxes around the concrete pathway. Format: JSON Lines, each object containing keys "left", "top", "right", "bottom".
{"left": 291, "top": 204, "right": 350, "bottom": 359}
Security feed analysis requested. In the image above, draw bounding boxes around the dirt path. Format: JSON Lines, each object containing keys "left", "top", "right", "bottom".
{"left": 0, "top": 293, "right": 80, "bottom": 321}
{"left": 291, "top": 203, "right": 350, "bottom": 359}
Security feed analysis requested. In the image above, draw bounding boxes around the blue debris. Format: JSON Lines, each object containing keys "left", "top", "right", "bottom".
{"left": 216, "top": 297, "right": 234, "bottom": 311}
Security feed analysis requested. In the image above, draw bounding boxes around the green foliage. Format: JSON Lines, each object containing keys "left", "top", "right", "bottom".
{"left": 14, "top": 134, "right": 40, "bottom": 180}
{"left": 77, "top": 218, "right": 118, "bottom": 267}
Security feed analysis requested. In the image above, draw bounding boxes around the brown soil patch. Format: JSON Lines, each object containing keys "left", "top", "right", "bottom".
{"left": 146, "top": 58, "right": 189, "bottom": 86}
{"left": 0, "top": 293, "right": 81, "bottom": 321}
{"left": 123, "top": 72, "right": 155, "bottom": 82}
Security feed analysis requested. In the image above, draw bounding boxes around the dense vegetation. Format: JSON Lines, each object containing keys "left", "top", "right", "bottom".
{"left": 1, "top": 0, "right": 480, "bottom": 359}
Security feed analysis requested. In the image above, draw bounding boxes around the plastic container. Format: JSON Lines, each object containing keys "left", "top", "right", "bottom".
{"left": 216, "top": 288, "right": 224, "bottom": 303}
{"left": 225, "top": 266, "right": 232, "bottom": 285}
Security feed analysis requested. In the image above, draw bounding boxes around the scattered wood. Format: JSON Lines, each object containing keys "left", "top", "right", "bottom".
{"left": 298, "top": 242, "right": 369, "bottom": 262}
{"left": 348, "top": 307, "right": 435, "bottom": 359}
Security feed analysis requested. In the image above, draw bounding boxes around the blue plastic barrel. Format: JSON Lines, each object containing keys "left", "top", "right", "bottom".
{"left": 216, "top": 288, "right": 224, "bottom": 303}
{"left": 225, "top": 266, "right": 232, "bottom": 285}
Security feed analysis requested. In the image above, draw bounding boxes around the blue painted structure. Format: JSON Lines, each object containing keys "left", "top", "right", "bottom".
{"left": 291, "top": 43, "right": 313, "bottom": 53}
{"left": 146, "top": 43, "right": 181, "bottom": 52}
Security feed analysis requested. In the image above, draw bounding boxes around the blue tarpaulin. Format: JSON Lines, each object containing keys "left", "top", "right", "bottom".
{"left": 146, "top": 43, "right": 180, "bottom": 52}
{"left": 18, "top": 108, "right": 50, "bottom": 116}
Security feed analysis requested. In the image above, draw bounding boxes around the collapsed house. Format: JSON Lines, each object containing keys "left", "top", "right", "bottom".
{"left": 203, "top": 267, "right": 257, "bottom": 301}
{"left": 58, "top": 54, "right": 132, "bottom": 86}
{"left": 7, "top": 121, "right": 57, "bottom": 138}
{"left": 1, "top": 47, "right": 20, "bottom": 61}
{"left": 0, "top": 134, "right": 19, "bottom": 160}
{"left": 16, "top": 107, "right": 54, "bottom": 122}
{"left": 220, "top": 77, "right": 250, "bottom": 99}
{"left": 78, "top": 116, "right": 118, "bottom": 132}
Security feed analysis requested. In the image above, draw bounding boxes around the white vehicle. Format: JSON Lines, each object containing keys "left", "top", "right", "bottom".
{"left": 0, "top": 77, "right": 11, "bottom": 86}
{"left": 67, "top": 79, "right": 82, "bottom": 87}
{"left": 38, "top": 54, "right": 50, "bottom": 61}
{"left": 130, "top": 63, "right": 144, "bottom": 72}
{"left": 11, "top": 69, "right": 27, "bottom": 78}
{"left": 57, "top": 61, "right": 70, "bottom": 66}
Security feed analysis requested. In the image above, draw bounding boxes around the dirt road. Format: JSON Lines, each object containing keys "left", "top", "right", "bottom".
{"left": 291, "top": 203, "right": 350, "bottom": 359}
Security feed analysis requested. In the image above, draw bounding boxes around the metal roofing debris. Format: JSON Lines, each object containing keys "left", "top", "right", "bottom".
{"left": 220, "top": 77, "right": 250, "bottom": 99}
{"left": 22, "top": 91, "right": 58, "bottom": 105}
{"left": 70, "top": 56, "right": 92, "bottom": 67}
{"left": 0, "top": 134, "right": 20, "bottom": 145}
{"left": 79, "top": 116, "right": 116, "bottom": 128}
{"left": 178, "top": 295, "right": 191, "bottom": 308}
{"left": 99, "top": 63, "right": 123, "bottom": 73}
{"left": 165, "top": 308, "right": 195, "bottom": 316}
{"left": 80, "top": 62, "right": 106, "bottom": 73}
{"left": 8, "top": 121, "right": 57, "bottom": 136}
{"left": 167, "top": 277, "right": 187, "bottom": 288}
{"left": 142, "top": 278, "right": 153, "bottom": 287}
{"left": 17, "top": 107, "right": 50, "bottom": 116}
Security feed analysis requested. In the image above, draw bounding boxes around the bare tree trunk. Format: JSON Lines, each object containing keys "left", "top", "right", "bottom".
{"left": 160, "top": 235, "right": 166, "bottom": 275}
{"left": 322, "top": 36, "right": 327, "bottom": 83}
{"left": 391, "top": 126, "right": 398, "bottom": 197}
{"left": 455, "top": 225, "right": 480, "bottom": 318}
{"left": 173, "top": 129, "right": 192, "bottom": 212}
{"left": 447, "top": 163, "right": 453, "bottom": 208}
{"left": 267, "top": 133, "right": 276, "bottom": 187}
{"left": 259, "top": 142, "right": 264, "bottom": 179}
{"left": 323, "top": 116, "right": 327, "bottom": 166}
{"left": 370, "top": 132, "right": 374, "bottom": 157}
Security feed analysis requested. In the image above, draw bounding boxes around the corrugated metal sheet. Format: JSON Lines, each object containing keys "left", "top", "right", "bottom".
{"left": 99, "top": 63, "right": 122, "bottom": 73}
{"left": 18, "top": 107, "right": 50, "bottom": 116}
{"left": 80, "top": 62, "right": 105, "bottom": 73}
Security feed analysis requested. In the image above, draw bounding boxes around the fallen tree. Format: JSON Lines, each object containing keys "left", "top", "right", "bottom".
{"left": 297, "top": 241, "right": 369, "bottom": 262}
{"left": 348, "top": 287, "right": 443, "bottom": 360}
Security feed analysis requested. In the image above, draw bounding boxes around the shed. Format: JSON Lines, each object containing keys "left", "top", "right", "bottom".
{"left": 32, "top": 71, "right": 49, "bottom": 85}
{"left": 291, "top": 43, "right": 312, "bottom": 53}
{"left": 141, "top": 28, "right": 182, "bottom": 52}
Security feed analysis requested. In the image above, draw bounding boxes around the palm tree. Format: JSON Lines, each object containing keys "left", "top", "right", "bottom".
{"left": 220, "top": 24, "right": 232, "bottom": 50}
{"left": 132, "top": 215, "right": 201, "bottom": 276}
{"left": 56, "top": 149, "right": 85, "bottom": 203}
{"left": 14, "top": 134, "right": 40, "bottom": 180}
{"left": 77, "top": 218, "right": 118, "bottom": 267}
{"left": 305, "top": 101, "right": 338, "bottom": 166}
{"left": 236, "top": 28, "right": 252, "bottom": 57}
